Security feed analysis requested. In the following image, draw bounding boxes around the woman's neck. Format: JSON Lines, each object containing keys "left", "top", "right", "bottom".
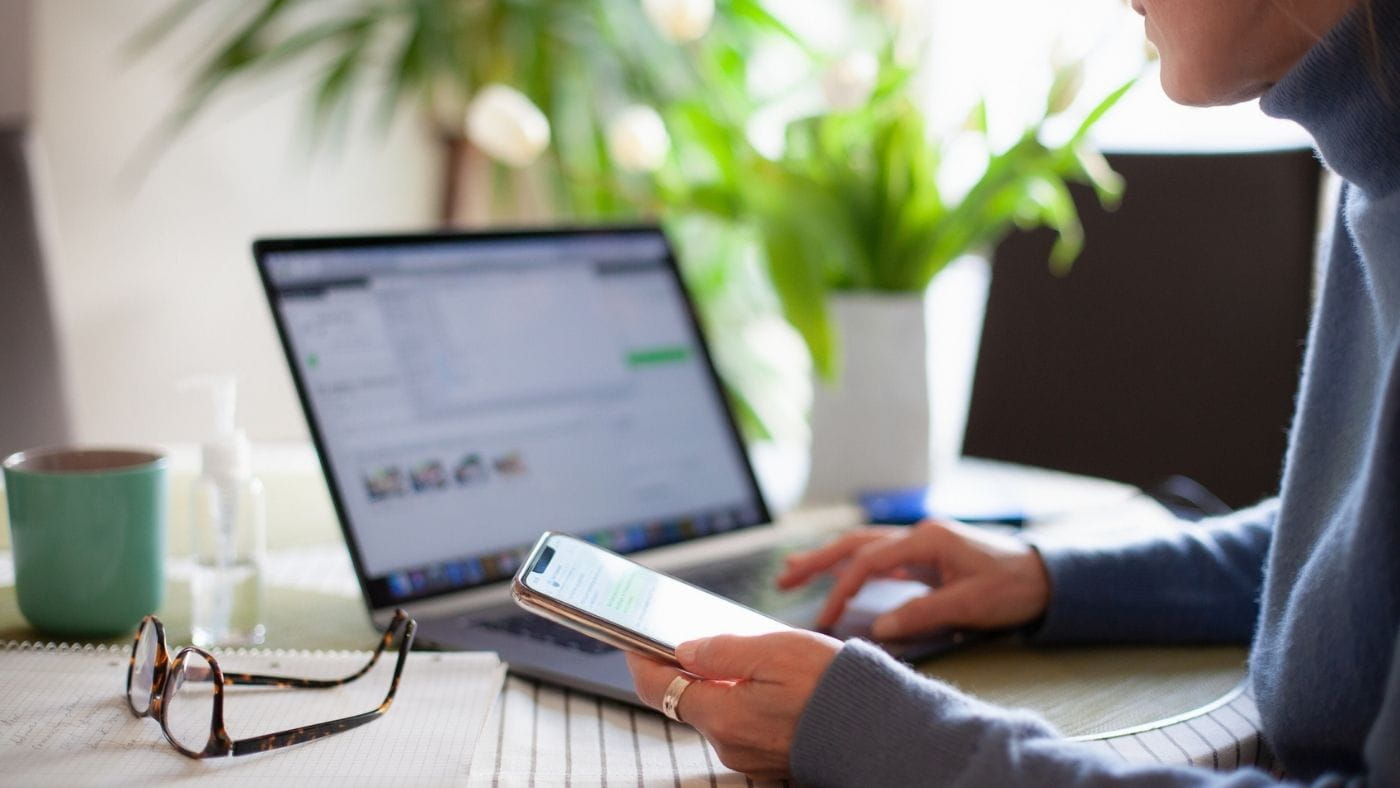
{"left": 1262, "top": 0, "right": 1400, "bottom": 196}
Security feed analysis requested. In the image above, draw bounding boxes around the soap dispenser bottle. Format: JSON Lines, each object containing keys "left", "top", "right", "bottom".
{"left": 183, "top": 376, "right": 267, "bottom": 647}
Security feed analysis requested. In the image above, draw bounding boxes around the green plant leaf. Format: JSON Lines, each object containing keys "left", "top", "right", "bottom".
{"left": 762, "top": 217, "right": 838, "bottom": 380}
{"left": 1069, "top": 76, "right": 1137, "bottom": 147}
{"left": 1024, "top": 174, "right": 1084, "bottom": 273}
{"left": 125, "top": 0, "right": 208, "bottom": 59}
{"left": 723, "top": 0, "right": 814, "bottom": 57}
{"left": 1045, "top": 59, "right": 1085, "bottom": 116}
{"left": 307, "top": 22, "right": 372, "bottom": 141}
{"left": 725, "top": 385, "right": 773, "bottom": 442}
{"left": 245, "top": 14, "right": 377, "bottom": 73}
{"left": 378, "top": 11, "right": 429, "bottom": 128}
{"left": 1071, "top": 144, "right": 1125, "bottom": 208}
{"left": 964, "top": 99, "right": 989, "bottom": 134}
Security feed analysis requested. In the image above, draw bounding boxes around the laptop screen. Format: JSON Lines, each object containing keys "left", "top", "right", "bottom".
{"left": 255, "top": 228, "right": 769, "bottom": 608}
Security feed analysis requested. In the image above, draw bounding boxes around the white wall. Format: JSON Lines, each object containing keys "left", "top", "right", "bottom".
{"left": 0, "top": 0, "right": 30, "bottom": 123}
{"left": 35, "top": 0, "right": 439, "bottom": 445}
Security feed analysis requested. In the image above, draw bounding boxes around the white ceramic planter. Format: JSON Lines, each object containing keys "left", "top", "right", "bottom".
{"left": 803, "top": 254, "right": 990, "bottom": 504}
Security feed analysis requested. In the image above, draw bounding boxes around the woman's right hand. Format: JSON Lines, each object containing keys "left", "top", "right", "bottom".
{"left": 776, "top": 520, "right": 1053, "bottom": 641}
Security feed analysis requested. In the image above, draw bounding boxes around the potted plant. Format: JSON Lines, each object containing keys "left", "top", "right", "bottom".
{"left": 649, "top": 37, "right": 1135, "bottom": 500}
{"left": 138, "top": 0, "right": 1134, "bottom": 506}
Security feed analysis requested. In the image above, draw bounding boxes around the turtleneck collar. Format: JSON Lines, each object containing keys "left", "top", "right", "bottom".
{"left": 1260, "top": 0, "right": 1400, "bottom": 196}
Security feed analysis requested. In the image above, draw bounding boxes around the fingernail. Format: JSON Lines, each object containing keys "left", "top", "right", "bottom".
{"left": 676, "top": 641, "right": 699, "bottom": 665}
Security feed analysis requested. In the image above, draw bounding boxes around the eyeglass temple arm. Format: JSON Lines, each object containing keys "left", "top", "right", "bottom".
{"left": 230, "top": 707, "right": 383, "bottom": 756}
{"left": 228, "top": 620, "right": 416, "bottom": 757}
{"left": 220, "top": 612, "right": 411, "bottom": 689}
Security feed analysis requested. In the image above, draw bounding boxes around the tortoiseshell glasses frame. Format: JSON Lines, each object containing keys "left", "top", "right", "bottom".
{"left": 124, "top": 609, "right": 416, "bottom": 758}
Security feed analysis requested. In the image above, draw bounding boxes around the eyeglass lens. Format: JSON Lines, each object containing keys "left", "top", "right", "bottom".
{"left": 128, "top": 619, "right": 158, "bottom": 715}
{"left": 165, "top": 652, "right": 217, "bottom": 754}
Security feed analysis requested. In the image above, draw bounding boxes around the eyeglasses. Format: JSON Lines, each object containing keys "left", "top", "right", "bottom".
{"left": 124, "top": 609, "right": 416, "bottom": 758}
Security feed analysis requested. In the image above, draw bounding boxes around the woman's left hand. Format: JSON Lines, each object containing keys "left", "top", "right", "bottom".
{"left": 625, "top": 630, "right": 843, "bottom": 780}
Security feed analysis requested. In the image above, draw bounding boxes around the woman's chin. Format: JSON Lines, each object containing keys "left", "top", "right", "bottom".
{"left": 1159, "top": 67, "right": 1267, "bottom": 108}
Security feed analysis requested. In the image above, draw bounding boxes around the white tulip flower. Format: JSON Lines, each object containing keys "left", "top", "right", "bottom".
{"left": 822, "top": 52, "right": 879, "bottom": 111}
{"left": 643, "top": 0, "right": 715, "bottom": 43}
{"left": 608, "top": 105, "right": 671, "bottom": 173}
{"left": 465, "top": 84, "right": 551, "bottom": 168}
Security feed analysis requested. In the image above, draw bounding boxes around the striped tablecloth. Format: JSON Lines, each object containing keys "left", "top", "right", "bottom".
{"left": 466, "top": 675, "right": 1278, "bottom": 787}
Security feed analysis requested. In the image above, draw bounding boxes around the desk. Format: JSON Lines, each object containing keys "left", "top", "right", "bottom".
{"left": 0, "top": 448, "right": 1271, "bottom": 781}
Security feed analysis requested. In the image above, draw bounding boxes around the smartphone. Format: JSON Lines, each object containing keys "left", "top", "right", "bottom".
{"left": 511, "top": 531, "right": 791, "bottom": 663}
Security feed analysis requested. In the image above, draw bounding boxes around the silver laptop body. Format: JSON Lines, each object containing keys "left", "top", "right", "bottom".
{"left": 254, "top": 227, "right": 835, "bottom": 704}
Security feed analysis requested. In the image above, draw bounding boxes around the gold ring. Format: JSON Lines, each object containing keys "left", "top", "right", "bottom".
{"left": 661, "top": 674, "right": 693, "bottom": 723}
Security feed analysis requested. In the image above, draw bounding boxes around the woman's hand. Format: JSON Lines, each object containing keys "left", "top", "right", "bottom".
{"left": 777, "top": 520, "right": 1053, "bottom": 640}
{"left": 625, "top": 630, "right": 841, "bottom": 780}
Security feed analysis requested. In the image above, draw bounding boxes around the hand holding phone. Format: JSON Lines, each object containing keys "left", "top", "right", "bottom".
{"left": 512, "top": 532, "right": 791, "bottom": 663}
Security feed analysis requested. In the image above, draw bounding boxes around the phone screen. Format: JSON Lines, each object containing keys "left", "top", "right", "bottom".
{"left": 522, "top": 534, "right": 789, "bottom": 650}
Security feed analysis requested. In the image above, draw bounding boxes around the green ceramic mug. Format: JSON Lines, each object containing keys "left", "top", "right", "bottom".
{"left": 3, "top": 447, "right": 168, "bottom": 637}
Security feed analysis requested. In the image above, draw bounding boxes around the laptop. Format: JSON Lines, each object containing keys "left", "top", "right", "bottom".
{"left": 253, "top": 226, "right": 870, "bottom": 703}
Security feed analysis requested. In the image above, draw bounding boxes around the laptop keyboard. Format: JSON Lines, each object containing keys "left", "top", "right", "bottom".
{"left": 477, "top": 542, "right": 830, "bottom": 654}
{"left": 480, "top": 613, "right": 617, "bottom": 653}
{"left": 680, "top": 545, "right": 831, "bottom": 610}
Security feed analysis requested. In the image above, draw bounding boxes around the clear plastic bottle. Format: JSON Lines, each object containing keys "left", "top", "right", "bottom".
{"left": 184, "top": 377, "right": 267, "bottom": 647}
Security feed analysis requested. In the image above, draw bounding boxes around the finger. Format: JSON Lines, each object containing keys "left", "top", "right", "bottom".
{"left": 870, "top": 585, "right": 976, "bottom": 640}
{"left": 625, "top": 652, "right": 684, "bottom": 709}
{"left": 666, "top": 675, "right": 731, "bottom": 729}
{"left": 676, "top": 632, "right": 805, "bottom": 682}
{"left": 675, "top": 634, "right": 763, "bottom": 681}
{"left": 777, "top": 529, "right": 892, "bottom": 589}
{"left": 785, "top": 528, "right": 895, "bottom": 573}
{"left": 814, "top": 528, "right": 944, "bottom": 629}
{"left": 624, "top": 651, "right": 741, "bottom": 729}
{"left": 711, "top": 743, "right": 791, "bottom": 783}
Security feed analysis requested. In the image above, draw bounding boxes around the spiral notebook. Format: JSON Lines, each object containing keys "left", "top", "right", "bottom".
{"left": 0, "top": 640, "right": 506, "bottom": 786}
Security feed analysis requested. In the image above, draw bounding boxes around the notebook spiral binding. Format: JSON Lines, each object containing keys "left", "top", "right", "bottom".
{"left": 2, "top": 640, "right": 124, "bottom": 653}
{"left": 0, "top": 640, "right": 375, "bottom": 659}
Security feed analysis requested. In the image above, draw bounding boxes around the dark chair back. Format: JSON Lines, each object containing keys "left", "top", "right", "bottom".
{"left": 963, "top": 148, "right": 1322, "bottom": 509}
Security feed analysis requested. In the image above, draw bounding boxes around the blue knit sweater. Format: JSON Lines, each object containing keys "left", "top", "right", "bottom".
{"left": 789, "top": 5, "right": 1400, "bottom": 785}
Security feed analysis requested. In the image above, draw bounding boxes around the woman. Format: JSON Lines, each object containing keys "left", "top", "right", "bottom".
{"left": 626, "top": 0, "right": 1400, "bottom": 783}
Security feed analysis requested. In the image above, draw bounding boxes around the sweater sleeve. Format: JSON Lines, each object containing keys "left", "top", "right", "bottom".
{"left": 1027, "top": 499, "right": 1278, "bottom": 645}
{"left": 790, "top": 640, "right": 1287, "bottom": 788}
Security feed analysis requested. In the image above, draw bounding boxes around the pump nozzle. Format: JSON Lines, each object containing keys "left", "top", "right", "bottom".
{"left": 180, "top": 375, "right": 236, "bottom": 435}
{"left": 179, "top": 375, "right": 249, "bottom": 479}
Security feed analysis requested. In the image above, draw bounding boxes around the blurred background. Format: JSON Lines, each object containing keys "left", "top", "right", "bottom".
{"left": 2, "top": 0, "right": 1317, "bottom": 508}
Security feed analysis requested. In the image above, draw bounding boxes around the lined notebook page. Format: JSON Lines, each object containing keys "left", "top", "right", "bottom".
{"left": 0, "top": 643, "right": 505, "bottom": 786}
